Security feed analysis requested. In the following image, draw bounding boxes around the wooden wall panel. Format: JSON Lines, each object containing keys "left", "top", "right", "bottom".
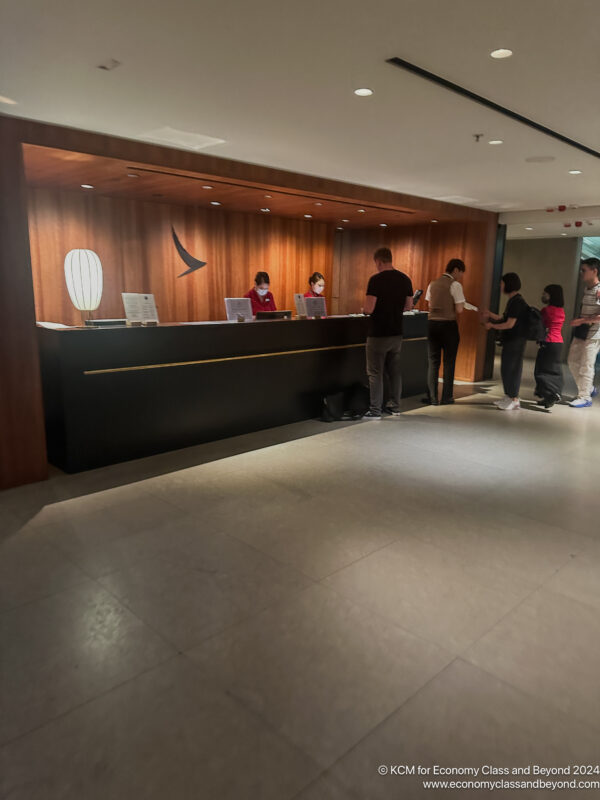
{"left": 0, "top": 121, "right": 48, "bottom": 488}
{"left": 27, "top": 188, "right": 335, "bottom": 325}
{"left": 334, "top": 219, "right": 498, "bottom": 381}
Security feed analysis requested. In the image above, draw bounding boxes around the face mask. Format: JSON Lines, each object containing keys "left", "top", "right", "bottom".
{"left": 313, "top": 285, "right": 324, "bottom": 295}
{"left": 256, "top": 288, "right": 269, "bottom": 297}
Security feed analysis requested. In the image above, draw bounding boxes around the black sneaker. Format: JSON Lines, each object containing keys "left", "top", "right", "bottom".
{"left": 362, "top": 410, "right": 382, "bottom": 420}
{"left": 440, "top": 399, "right": 455, "bottom": 405}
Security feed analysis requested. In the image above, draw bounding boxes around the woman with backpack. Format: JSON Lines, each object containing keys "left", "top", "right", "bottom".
{"left": 482, "top": 272, "right": 530, "bottom": 410}
{"left": 534, "top": 284, "right": 565, "bottom": 409}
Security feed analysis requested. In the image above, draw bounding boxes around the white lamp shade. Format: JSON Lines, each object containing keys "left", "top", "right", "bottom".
{"left": 64, "top": 249, "right": 103, "bottom": 311}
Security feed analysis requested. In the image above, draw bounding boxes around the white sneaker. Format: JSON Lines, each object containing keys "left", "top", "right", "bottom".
{"left": 569, "top": 398, "right": 592, "bottom": 408}
{"left": 493, "top": 396, "right": 509, "bottom": 407}
{"left": 498, "top": 397, "right": 520, "bottom": 410}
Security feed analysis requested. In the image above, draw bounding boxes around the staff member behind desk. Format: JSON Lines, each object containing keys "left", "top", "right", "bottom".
{"left": 482, "top": 272, "right": 529, "bottom": 411}
{"left": 424, "top": 258, "right": 467, "bottom": 405}
{"left": 245, "top": 271, "right": 277, "bottom": 316}
{"left": 304, "top": 272, "right": 325, "bottom": 298}
{"left": 362, "top": 247, "right": 413, "bottom": 419}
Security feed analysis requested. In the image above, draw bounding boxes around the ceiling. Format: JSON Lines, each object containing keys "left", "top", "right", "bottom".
{"left": 2, "top": 0, "right": 600, "bottom": 233}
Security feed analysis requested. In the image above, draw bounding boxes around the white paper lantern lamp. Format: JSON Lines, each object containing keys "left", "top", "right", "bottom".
{"left": 64, "top": 249, "right": 103, "bottom": 322}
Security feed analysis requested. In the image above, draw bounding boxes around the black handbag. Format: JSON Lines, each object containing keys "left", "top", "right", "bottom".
{"left": 573, "top": 324, "right": 590, "bottom": 341}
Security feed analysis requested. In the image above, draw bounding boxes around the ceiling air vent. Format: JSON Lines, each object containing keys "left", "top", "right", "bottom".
{"left": 140, "top": 126, "right": 225, "bottom": 151}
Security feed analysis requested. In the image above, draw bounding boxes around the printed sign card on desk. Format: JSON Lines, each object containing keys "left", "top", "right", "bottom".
{"left": 294, "top": 293, "right": 307, "bottom": 317}
{"left": 225, "top": 297, "right": 253, "bottom": 322}
{"left": 122, "top": 293, "right": 159, "bottom": 325}
{"left": 305, "top": 296, "right": 327, "bottom": 318}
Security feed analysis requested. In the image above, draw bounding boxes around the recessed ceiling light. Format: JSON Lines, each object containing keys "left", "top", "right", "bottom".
{"left": 0, "top": 95, "right": 18, "bottom": 105}
{"left": 490, "top": 48, "right": 513, "bottom": 59}
{"left": 210, "top": 201, "right": 221, "bottom": 206}
{"left": 202, "top": 185, "right": 213, "bottom": 189}
{"left": 260, "top": 208, "right": 270, "bottom": 212}
{"left": 357, "top": 209, "right": 366, "bottom": 213}
{"left": 127, "top": 173, "right": 139, "bottom": 178}
{"left": 561, "top": 233, "right": 568, "bottom": 236}
{"left": 568, "top": 170, "right": 582, "bottom": 175}
{"left": 354, "top": 88, "right": 373, "bottom": 97}
{"left": 314, "top": 202, "right": 323, "bottom": 206}
{"left": 342, "top": 219, "right": 350, "bottom": 223}
{"left": 336, "top": 227, "right": 344, "bottom": 230}
{"left": 81, "top": 184, "right": 94, "bottom": 189}
{"left": 379, "top": 223, "right": 387, "bottom": 227}
{"left": 525, "top": 226, "right": 533, "bottom": 230}
{"left": 488, "top": 139, "right": 504, "bottom": 145}
{"left": 304, "top": 214, "right": 312, "bottom": 219}
{"left": 264, "top": 194, "right": 272, "bottom": 198}
{"left": 431, "top": 219, "right": 439, "bottom": 223}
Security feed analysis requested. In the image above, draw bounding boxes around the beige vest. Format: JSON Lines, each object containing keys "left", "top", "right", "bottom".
{"left": 428, "top": 275, "right": 457, "bottom": 321}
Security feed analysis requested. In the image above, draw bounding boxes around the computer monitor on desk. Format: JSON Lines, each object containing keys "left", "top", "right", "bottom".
{"left": 255, "top": 310, "right": 292, "bottom": 320}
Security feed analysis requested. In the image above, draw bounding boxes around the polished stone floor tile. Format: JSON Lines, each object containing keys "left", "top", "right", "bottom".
{"left": 98, "top": 531, "right": 312, "bottom": 650}
{"left": 187, "top": 584, "right": 452, "bottom": 767}
{"left": 544, "top": 552, "right": 600, "bottom": 610}
{"left": 322, "top": 659, "right": 600, "bottom": 799}
{"left": 0, "top": 529, "right": 88, "bottom": 611}
{"left": 0, "top": 581, "right": 174, "bottom": 744}
{"left": 323, "top": 536, "right": 534, "bottom": 654}
{"left": 1, "top": 656, "right": 320, "bottom": 800}
{"left": 465, "top": 588, "right": 600, "bottom": 731}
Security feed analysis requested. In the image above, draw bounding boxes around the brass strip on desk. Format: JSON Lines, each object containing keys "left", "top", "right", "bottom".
{"left": 84, "top": 342, "right": 366, "bottom": 375}
{"left": 83, "top": 337, "right": 427, "bottom": 376}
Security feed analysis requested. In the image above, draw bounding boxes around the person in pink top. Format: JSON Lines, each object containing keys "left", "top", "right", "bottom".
{"left": 534, "top": 284, "right": 565, "bottom": 409}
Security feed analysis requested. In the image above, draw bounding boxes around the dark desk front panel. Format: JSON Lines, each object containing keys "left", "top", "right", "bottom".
{"left": 38, "top": 314, "right": 428, "bottom": 472}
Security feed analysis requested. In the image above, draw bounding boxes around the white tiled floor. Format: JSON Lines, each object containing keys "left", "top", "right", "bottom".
{"left": 2, "top": 362, "right": 600, "bottom": 799}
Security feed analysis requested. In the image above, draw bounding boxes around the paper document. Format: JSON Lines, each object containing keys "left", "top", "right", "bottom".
{"left": 305, "top": 297, "right": 327, "bottom": 317}
{"left": 122, "top": 293, "right": 159, "bottom": 324}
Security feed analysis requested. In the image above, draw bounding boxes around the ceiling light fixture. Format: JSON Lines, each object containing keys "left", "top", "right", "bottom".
{"left": 488, "top": 139, "right": 504, "bottom": 145}
{"left": 379, "top": 223, "right": 387, "bottom": 227}
{"left": 525, "top": 226, "right": 533, "bottom": 230}
{"left": 127, "top": 173, "right": 139, "bottom": 178}
{"left": 431, "top": 219, "right": 439, "bottom": 223}
{"left": 357, "top": 209, "right": 366, "bottom": 213}
{"left": 314, "top": 202, "right": 323, "bottom": 206}
{"left": 568, "top": 169, "right": 582, "bottom": 175}
{"left": 336, "top": 227, "right": 344, "bottom": 230}
{"left": 260, "top": 208, "right": 270, "bottom": 212}
{"left": 561, "top": 233, "right": 568, "bottom": 236}
{"left": 354, "top": 88, "right": 373, "bottom": 97}
{"left": 264, "top": 194, "right": 272, "bottom": 198}
{"left": 304, "top": 214, "right": 312, "bottom": 219}
{"left": 210, "top": 201, "right": 221, "bottom": 206}
{"left": 202, "top": 185, "right": 213, "bottom": 189}
{"left": 0, "top": 94, "right": 18, "bottom": 105}
{"left": 342, "top": 219, "right": 350, "bottom": 223}
{"left": 490, "top": 48, "right": 513, "bottom": 59}
{"left": 81, "top": 184, "right": 94, "bottom": 189}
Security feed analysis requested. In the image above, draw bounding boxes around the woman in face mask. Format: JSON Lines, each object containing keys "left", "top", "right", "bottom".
{"left": 304, "top": 272, "right": 325, "bottom": 299}
{"left": 245, "top": 271, "right": 277, "bottom": 316}
{"left": 534, "top": 284, "right": 565, "bottom": 409}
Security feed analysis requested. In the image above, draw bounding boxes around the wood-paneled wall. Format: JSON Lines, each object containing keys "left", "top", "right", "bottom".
{"left": 0, "top": 121, "right": 48, "bottom": 488}
{"left": 28, "top": 188, "right": 334, "bottom": 325}
{"left": 333, "top": 220, "right": 498, "bottom": 381}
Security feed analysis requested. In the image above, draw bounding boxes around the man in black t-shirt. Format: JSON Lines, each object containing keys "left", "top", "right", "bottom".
{"left": 363, "top": 247, "right": 414, "bottom": 418}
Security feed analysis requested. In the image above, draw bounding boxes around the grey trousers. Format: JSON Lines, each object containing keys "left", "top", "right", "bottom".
{"left": 366, "top": 335, "right": 403, "bottom": 412}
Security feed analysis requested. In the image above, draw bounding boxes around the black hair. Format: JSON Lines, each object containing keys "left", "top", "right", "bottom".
{"left": 373, "top": 247, "right": 392, "bottom": 263}
{"left": 254, "top": 271, "right": 270, "bottom": 285}
{"left": 501, "top": 272, "right": 521, "bottom": 293}
{"left": 445, "top": 258, "right": 466, "bottom": 274}
{"left": 581, "top": 257, "right": 600, "bottom": 277}
{"left": 543, "top": 284, "right": 564, "bottom": 307}
{"left": 309, "top": 272, "right": 325, "bottom": 286}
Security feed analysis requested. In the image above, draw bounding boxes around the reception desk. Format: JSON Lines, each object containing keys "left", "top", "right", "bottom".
{"left": 37, "top": 313, "right": 428, "bottom": 472}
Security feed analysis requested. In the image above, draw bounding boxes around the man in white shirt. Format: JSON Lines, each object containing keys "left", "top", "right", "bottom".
{"left": 568, "top": 257, "right": 600, "bottom": 408}
{"left": 424, "top": 258, "right": 468, "bottom": 405}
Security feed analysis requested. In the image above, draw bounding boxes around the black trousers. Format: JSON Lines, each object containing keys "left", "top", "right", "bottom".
{"left": 427, "top": 320, "right": 460, "bottom": 402}
{"left": 500, "top": 337, "right": 527, "bottom": 398}
{"left": 534, "top": 342, "right": 563, "bottom": 401}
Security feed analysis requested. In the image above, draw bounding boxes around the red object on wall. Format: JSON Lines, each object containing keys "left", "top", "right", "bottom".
{"left": 575, "top": 221, "right": 583, "bottom": 227}
{"left": 546, "top": 208, "right": 554, "bottom": 212}
{"left": 558, "top": 205, "right": 567, "bottom": 212}
{"left": 563, "top": 223, "right": 572, "bottom": 227}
